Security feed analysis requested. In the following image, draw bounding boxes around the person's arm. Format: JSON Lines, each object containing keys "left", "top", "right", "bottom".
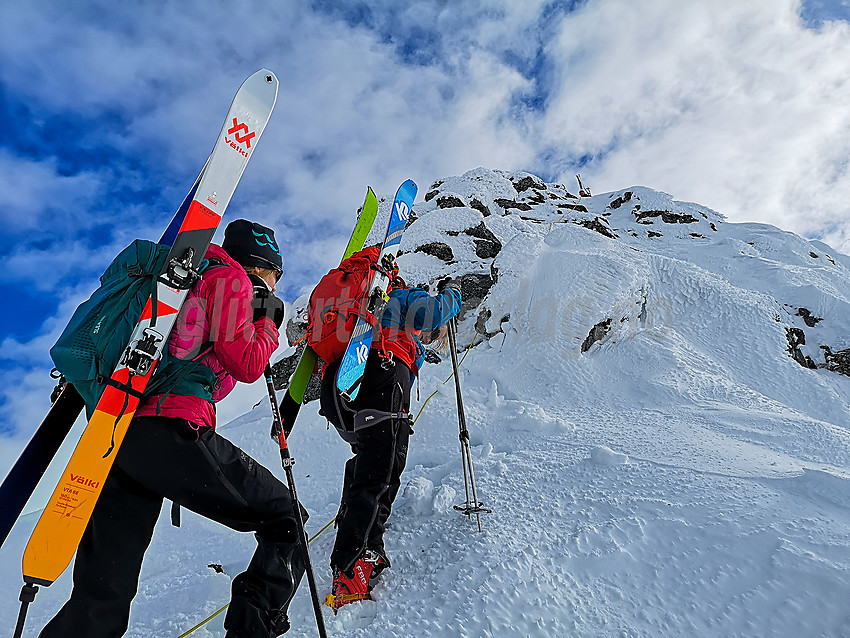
{"left": 405, "top": 287, "right": 462, "bottom": 333}
{"left": 208, "top": 271, "right": 279, "bottom": 383}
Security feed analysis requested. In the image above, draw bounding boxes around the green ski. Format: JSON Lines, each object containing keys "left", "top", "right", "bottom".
{"left": 274, "top": 187, "right": 379, "bottom": 437}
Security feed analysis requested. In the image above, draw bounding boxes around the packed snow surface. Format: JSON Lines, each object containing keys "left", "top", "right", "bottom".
{"left": 2, "top": 168, "right": 850, "bottom": 637}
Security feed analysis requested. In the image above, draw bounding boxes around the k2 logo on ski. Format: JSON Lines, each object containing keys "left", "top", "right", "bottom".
{"left": 356, "top": 343, "right": 370, "bottom": 365}
{"left": 226, "top": 117, "right": 255, "bottom": 157}
{"left": 395, "top": 201, "right": 410, "bottom": 221}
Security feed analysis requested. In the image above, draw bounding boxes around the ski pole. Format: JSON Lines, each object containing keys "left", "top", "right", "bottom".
{"left": 12, "top": 582, "right": 38, "bottom": 638}
{"left": 264, "top": 365, "right": 328, "bottom": 638}
{"left": 446, "top": 319, "right": 490, "bottom": 531}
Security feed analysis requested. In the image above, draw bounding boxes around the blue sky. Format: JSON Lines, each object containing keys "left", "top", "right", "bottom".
{"left": 1, "top": 0, "right": 849, "bottom": 458}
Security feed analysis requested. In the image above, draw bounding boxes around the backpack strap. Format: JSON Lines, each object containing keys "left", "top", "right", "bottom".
{"left": 199, "top": 257, "right": 227, "bottom": 273}
{"left": 148, "top": 340, "right": 218, "bottom": 413}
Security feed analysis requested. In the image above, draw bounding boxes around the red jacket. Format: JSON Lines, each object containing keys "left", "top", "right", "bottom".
{"left": 136, "top": 244, "right": 278, "bottom": 428}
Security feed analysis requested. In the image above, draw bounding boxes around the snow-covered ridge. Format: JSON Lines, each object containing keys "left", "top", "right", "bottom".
{"left": 5, "top": 167, "right": 850, "bottom": 637}
{"left": 283, "top": 167, "right": 850, "bottom": 385}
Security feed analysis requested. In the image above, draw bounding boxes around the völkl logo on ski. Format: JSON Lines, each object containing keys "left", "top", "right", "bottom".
{"left": 226, "top": 117, "right": 255, "bottom": 155}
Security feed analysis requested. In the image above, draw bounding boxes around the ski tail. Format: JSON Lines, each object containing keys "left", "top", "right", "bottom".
{"left": 0, "top": 384, "right": 85, "bottom": 550}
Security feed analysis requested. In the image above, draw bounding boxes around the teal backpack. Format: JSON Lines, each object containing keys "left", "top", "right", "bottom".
{"left": 50, "top": 239, "right": 220, "bottom": 417}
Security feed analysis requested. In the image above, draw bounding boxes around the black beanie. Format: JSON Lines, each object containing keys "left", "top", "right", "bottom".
{"left": 222, "top": 219, "right": 283, "bottom": 274}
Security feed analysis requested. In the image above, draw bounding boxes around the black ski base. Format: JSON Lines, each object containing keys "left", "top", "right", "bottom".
{"left": 0, "top": 384, "right": 85, "bottom": 549}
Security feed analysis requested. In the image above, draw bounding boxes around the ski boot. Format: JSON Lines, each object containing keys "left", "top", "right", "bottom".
{"left": 325, "top": 550, "right": 387, "bottom": 612}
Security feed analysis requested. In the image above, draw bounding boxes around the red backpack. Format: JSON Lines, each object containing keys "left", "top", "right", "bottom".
{"left": 306, "top": 246, "right": 381, "bottom": 366}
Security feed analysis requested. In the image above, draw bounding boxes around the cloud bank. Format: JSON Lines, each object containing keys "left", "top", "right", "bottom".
{"left": 0, "top": 0, "right": 848, "bottom": 456}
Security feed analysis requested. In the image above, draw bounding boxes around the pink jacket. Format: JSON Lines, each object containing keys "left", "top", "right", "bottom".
{"left": 136, "top": 244, "right": 278, "bottom": 429}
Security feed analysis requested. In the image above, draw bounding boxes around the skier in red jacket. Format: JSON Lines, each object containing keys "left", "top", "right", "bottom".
{"left": 320, "top": 268, "right": 462, "bottom": 610}
{"left": 39, "top": 220, "right": 303, "bottom": 638}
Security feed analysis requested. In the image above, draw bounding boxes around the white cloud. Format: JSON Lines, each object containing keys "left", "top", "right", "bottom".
{"left": 0, "top": 151, "right": 103, "bottom": 231}
{"left": 1, "top": 0, "right": 850, "bottom": 462}
{"left": 536, "top": 0, "right": 850, "bottom": 250}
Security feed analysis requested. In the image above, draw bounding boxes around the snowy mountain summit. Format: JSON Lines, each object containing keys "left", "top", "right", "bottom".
{"left": 271, "top": 168, "right": 850, "bottom": 636}
{"left": 7, "top": 168, "right": 850, "bottom": 637}
{"left": 402, "top": 167, "right": 849, "bottom": 379}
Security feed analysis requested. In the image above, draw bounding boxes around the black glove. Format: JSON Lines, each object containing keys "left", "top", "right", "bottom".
{"left": 249, "top": 274, "right": 285, "bottom": 328}
{"left": 423, "top": 349, "right": 442, "bottom": 364}
{"left": 437, "top": 277, "right": 461, "bottom": 292}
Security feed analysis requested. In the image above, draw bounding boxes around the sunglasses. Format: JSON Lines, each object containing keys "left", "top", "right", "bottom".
{"left": 257, "top": 258, "right": 283, "bottom": 282}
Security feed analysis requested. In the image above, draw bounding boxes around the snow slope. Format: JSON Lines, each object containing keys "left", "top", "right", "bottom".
{"left": 2, "top": 168, "right": 850, "bottom": 637}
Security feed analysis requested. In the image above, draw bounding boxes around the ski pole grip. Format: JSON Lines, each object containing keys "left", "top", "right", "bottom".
{"left": 19, "top": 583, "right": 38, "bottom": 603}
{"left": 13, "top": 583, "right": 39, "bottom": 638}
{"left": 264, "top": 365, "right": 290, "bottom": 452}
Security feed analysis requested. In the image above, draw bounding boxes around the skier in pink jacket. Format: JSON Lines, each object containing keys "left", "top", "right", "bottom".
{"left": 40, "top": 220, "right": 304, "bottom": 638}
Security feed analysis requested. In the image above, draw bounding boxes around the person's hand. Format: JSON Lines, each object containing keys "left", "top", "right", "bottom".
{"left": 249, "top": 274, "right": 285, "bottom": 328}
{"left": 437, "top": 277, "right": 461, "bottom": 292}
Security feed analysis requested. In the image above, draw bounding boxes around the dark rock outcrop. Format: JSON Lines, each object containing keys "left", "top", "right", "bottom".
{"left": 582, "top": 319, "right": 612, "bottom": 353}
{"left": 455, "top": 273, "right": 495, "bottom": 321}
{"left": 285, "top": 315, "right": 308, "bottom": 349}
{"left": 463, "top": 222, "right": 502, "bottom": 259}
{"left": 796, "top": 307, "right": 823, "bottom": 327}
{"left": 785, "top": 327, "right": 817, "bottom": 369}
{"left": 494, "top": 198, "right": 533, "bottom": 212}
{"left": 634, "top": 210, "right": 699, "bottom": 224}
{"left": 415, "top": 242, "right": 454, "bottom": 262}
{"left": 424, "top": 180, "right": 444, "bottom": 202}
{"left": 469, "top": 198, "right": 491, "bottom": 217}
{"left": 821, "top": 346, "right": 850, "bottom": 376}
{"left": 270, "top": 343, "right": 323, "bottom": 402}
{"left": 557, "top": 202, "right": 589, "bottom": 213}
{"left": 511, "top": 175, "right": 546, "bottom": 193}
{"left": 608, "top": 191, "right": 633, "bottom": 210}
{"left": 576, "top": 217, "right": 617, "bottom": 239}
{"left": 437, "top": 195, "right": 466, "bottom": 209}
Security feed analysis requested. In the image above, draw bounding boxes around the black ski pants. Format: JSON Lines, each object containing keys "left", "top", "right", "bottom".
{"left": 38, "top": 416, "right": 305, "bottom": 638}
{"left": 320, "top": 354, "right": 411, "bottom": 573}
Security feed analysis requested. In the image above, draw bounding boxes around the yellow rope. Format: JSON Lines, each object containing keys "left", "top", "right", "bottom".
{"left": 412, "top": 389, "right": 439, "bottom": 425}
{"left": 309, "top": 517, "right": 336, "bottom": 544}
{"left": 548, "top": 187, "right": 585, "bottom": 234}
{"left": 176, "top": 604, "right": 229, "bottom": 638}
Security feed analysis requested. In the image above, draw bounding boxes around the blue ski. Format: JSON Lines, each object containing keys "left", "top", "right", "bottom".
{"left": 336, "top": 179, "right": 417, "bottom": 401}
